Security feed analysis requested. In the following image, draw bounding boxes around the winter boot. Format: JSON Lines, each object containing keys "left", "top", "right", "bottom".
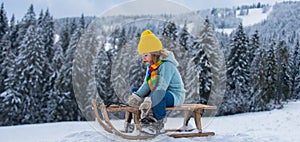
{"left": 141, "top": 115, "right": 165, "bottom": 135}
{"left": 124, "top": 122, "right": 134, "bottom": 133}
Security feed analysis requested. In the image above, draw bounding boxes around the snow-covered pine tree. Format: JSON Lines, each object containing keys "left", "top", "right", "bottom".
{"left": 55, "top": 25, "right": 84, "bottom": 121}
{"left": 161, "top": 21, "right": 177, "bottom": 51}
{"left": 275, "top": 40, "right": 292, "bottom": 103}
{"left": 79, "top": 14, "right": 86, "bottom": 30}
{"left": 221, "top": 23, "right": 252, "bottom": 114}
{"left": 177, "top": 24, "right": 201, "bottom": 104}
{"left": 69, "top": 18, "right": 77, "bottom": 37}
{"left": 194, "top": 18, "right": 216, "bottom": 104}
{"left": 0, "top": 89, "right": 23, "bottom": 126}
{"left": 16, "top": 25, "right": 49, "bottom": 124}
{"left": 42, "top": 9, "right": 55, "bottom": 61}
{"left": 190, "top": 41, "right": 211, "bottom": 104}
{"left": 183, "top": 56, "right": 200, "bottom": 104}
{"left": 0, "top": 3, "right": 9, "bottom": 93}
{"left": 73, "top": 24, "right": 98, "bottom": 119}
{"left": 128, "top": 36, "right": 146, "bottom": 90}
{"left": 106, "top": 27, "right": 126, "bottom": 61}
{"left": 161, "top": 21, "right": 187, "bottom": 78}
{"left": 35, "top": 12, "right": 56, "bottom": 122}
{"left": 0, "top": 30, "right": 24, "bottom": 126}
{"left": 251, "top": 45, "right": 268, "bottom": 111}
{"left": 0, "top": 37, "right": 8, "bottom": 93}
{"left": 291, "top": 39, "right": 300, "bottom": 99}
{"left": 161, "top": 21, "right": 177, "bottom": 41}
{"left": 48, "top": 43, "right": 64, "bottom": 122}
{"left": 111, "top": 28, "right": 133, "bottom": 104}
{"left": 0, "top": 3, "right": 8, "bottom": 40}
{"left": 177, "top": 22, "right": 190, "bottom": 50}
{"left": 161, "top": 21, "right": 196, "bottom": 105}
{"left": 8, "top": 15, "right": 19, "bottom": 56}
{"left": 59, "top": 19, "right": 71, "bottom": 53}
{"left": 264, "top": 41, "right": 277, "bottom": 108}
{"left": 249, "top": 30, "right": 260, "bottom": 64}
{"left": 16, "top": 4, "right": 36, "bottom": 55}
{"left": 95, "top": 41, "right": 120, "bottom": 106}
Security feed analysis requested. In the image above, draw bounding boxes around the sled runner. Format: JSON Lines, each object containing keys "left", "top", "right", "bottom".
{"left": 91, "top": 99, "right": 216, "bottom": 140}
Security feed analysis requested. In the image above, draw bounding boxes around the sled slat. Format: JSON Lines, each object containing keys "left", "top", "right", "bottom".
{"left": 104, "top": 104, "right": 217, "bottom": 112}
{"left": 168, "top": 132, "right": 215, "bottom": 138}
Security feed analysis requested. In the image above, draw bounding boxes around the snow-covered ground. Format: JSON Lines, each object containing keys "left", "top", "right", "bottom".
{"left": 237, "top": 7, "right": 273, "bottom": 27}
{"left": 216, "top": 7, "right": 273, "bottom": 34}
{"left": 1, "top": 101, "right": 299, "bottom": 142}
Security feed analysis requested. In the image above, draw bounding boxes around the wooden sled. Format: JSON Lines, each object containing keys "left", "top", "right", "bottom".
{"left": 91, "top": 99, "right": 217, "bottom": 140}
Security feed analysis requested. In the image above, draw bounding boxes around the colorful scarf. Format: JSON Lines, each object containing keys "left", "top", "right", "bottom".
{"left": 146, "top": 60, "right": 164, "bottom": 91}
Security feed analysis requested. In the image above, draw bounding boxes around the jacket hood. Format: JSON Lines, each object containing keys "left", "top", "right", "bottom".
{"left": 161, "top": 51, "right": 179, "bottom": 66}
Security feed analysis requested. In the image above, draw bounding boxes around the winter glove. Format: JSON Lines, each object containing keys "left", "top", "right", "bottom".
{"left": 139, "top": 97, "right": 152, "bottom": 119}
{"left": 127, "top": 93, "right": 143, "bottom": 108}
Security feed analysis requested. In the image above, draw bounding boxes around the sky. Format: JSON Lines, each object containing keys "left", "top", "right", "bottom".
{"left": 0, "top": 0, "right": 297, "bottom": 20}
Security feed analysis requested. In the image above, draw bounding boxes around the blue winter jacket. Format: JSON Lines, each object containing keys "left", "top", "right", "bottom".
{"left": 136, "top": 51, "right": 185, "bottom": 106}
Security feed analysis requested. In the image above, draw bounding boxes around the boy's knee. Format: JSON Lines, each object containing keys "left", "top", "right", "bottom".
{"left": 150, "top": 90, "right": 166, "bottom": 104}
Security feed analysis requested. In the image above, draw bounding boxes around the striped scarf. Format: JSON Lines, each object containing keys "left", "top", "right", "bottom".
{"left": 146, "top": 60, "right": 164, "bottom": 91}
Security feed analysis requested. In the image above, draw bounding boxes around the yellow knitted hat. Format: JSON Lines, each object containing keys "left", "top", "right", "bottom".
{"left": 137, "top": 30, "right": 162, "bottom": 54}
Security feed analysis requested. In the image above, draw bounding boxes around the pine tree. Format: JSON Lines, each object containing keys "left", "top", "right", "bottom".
{"left": 128, "top": 36, "right": 146, "bottom": 89}
{"left": 161, "top": 21, "right": 177, "bottom": 50}
{"left": 0, "top": 34, "right": 24, "bottom": 126}
{"left": 73, "top": 23, "right": 103, "bottom": 120}
{"left": 0, "top": 89, "right": 23, "bottom": 126}
{"left": 95, "top": 42, "right": 122, "bottom": 107}
{"left": 161, "top": 21, "right": 177, "bottom": 41}
{"left": 190, "top": 41, "right": 212, "bottom": 104}
{"left": 59, "top": 19, "right": 71, "bottom": 53}
{"left": 222, "top": 23, "right": 252, "bottom": 114}
{"left": 251, "top": 45, "right": 268, "bottom": 111}
{"left": 111, "top": 30, "right": 134, "bottom": 104}
{"left": 183, "top": 56, "right": 201, "bottom": 104}
{"left": 55, "top": 27, "right": 82, "bottom": 121}
{"left": 0, "top": 3, "right": 8, "bottom": 40}
{"left": 194, "top": 18, "right": 218, "bottom": 104}
{"left": 264, "top": 41, "right": 277, "bottom": 108}
{"left": 16, "top": 25, "right": 48, "bottom": 124}
{"left": 291, "top": 40, "right": 300, "bottom": 99}
{"left": 249, "top": 30, "right": 260, "bottom": 64}
{"left": 0, "top": 30, "right": 23, "bottom": 126}
{"left": 42, "top": 9, "right": 55, "bottom": 61}
{"left": 107, "top": 27, "right": 127, "bottom": 61}
{"left": 8, "top": 15, "right": 19, "bottom": 56}
{"left": 0, "top": 12, "right": 23, "bottom": 125}
{"left": 0, "top": 35, "right": 8, "bottom": 93}
{"left": 0, "top": 3, "right": 9, "bottom": 93}
{"left": 79, "top": 14, "right": 85, "bottom": 30}
{"left": 16, "top": 4, "right": 36, "bottom": 54}
{"left": 177, "top": 22, "right": 190, "bottom": 50}
{"left": 275, "top": 40, "right": 292, "bottom": 103}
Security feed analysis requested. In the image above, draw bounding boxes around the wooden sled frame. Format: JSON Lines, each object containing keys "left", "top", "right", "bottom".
{"left": 91, "top": 99, "right": 217, "bottom": 140}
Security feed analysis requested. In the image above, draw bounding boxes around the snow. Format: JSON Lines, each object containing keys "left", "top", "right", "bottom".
{"left": 54, "top": 34, "right": 60, "bottom": 44}
{"left": 216, "top": 7, "right": 273, "bottom": 34}
{"left": 1, "top": 101, "right": 300, "bottom": 142}
{"left": 215, "top": 28, "right": 235, "bottom": 35}
{"left": 237, "top": 7, "right": 273, "bottom": 27}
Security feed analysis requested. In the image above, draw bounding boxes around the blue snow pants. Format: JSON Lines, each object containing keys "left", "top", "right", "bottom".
{"left": 131, "top": 88, "right": 174, "bottom": 121}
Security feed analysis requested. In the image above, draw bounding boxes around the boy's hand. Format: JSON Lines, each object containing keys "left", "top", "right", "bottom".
{"left": 127, "top": 93, "right": 143, "bottom": 108}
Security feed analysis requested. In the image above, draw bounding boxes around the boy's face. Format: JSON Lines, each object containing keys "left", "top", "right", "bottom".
{"left": 142, "top": 53, "right": 153, "bottom": 65}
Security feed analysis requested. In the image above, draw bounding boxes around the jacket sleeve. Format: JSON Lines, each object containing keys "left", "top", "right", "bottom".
{"left": 136, "top": 80, "right": 150, "bottom": 97}
{"left": 156, "top": 62, "right": 175, "bottom": 91}
{"left": 136, "top": 67, "right": 150, "bottom": 97}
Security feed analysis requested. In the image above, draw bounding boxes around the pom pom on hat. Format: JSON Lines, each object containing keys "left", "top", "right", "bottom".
{"left": 138, "top": 30, "right": 162, "bottom": 54}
